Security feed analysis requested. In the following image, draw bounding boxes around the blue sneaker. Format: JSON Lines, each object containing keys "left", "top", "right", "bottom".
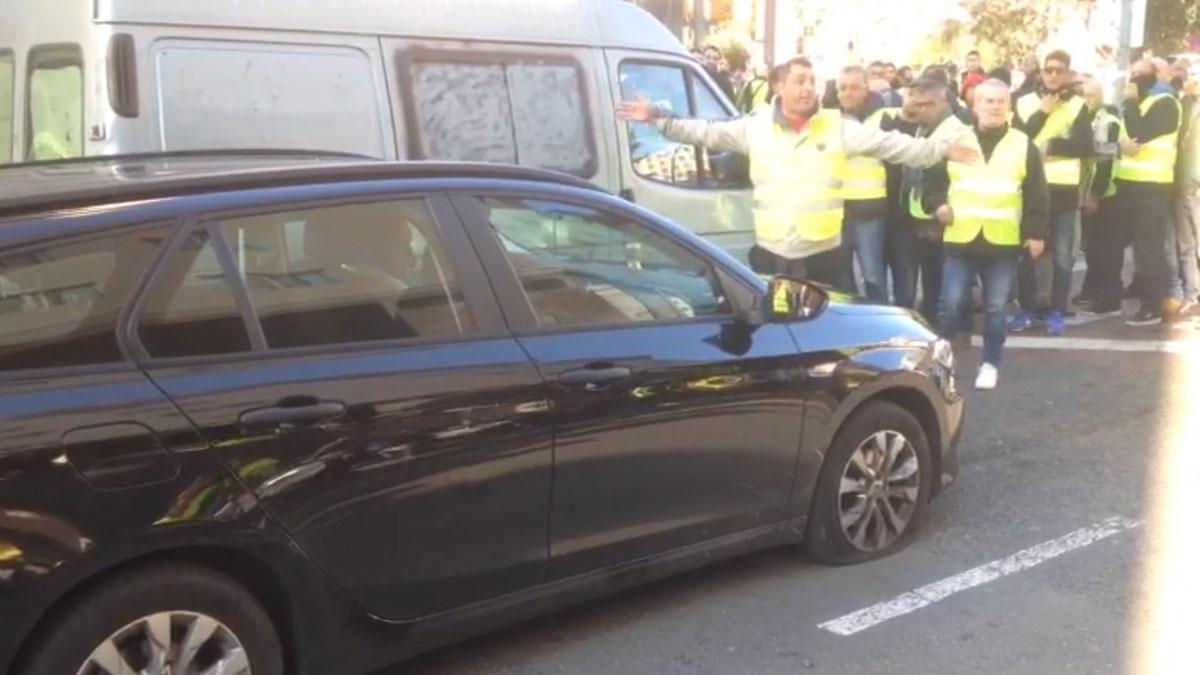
{"left": 1047, "top": 311, "right": 1066, "bottom": 336}
{"left": 1008, "top": 309, "right": 1034, "bottom": 332}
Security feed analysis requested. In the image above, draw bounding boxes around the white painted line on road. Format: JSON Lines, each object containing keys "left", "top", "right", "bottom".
{"left": 971, "top": 335, "right": 1200, "bottom": 354}
{"left": 818, "top": 516, "right": 1142, "bottom": 637}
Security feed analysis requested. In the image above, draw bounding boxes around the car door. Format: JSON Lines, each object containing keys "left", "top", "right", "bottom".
{"left": 452, "top": 189, "right": 806, "bottom": 579}
{"left": 606, "top": 51, "right": 755, "bottom": 259}
{"left": 130, "top": 190, "right": 554, "bottom": 622}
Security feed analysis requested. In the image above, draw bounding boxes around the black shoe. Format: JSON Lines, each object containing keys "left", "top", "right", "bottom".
{"left": 1088, "top": 299, "right": 1123, "bottom": 316}
{"left": 1126, "top": 308, "right": 1163, "bottom": 326}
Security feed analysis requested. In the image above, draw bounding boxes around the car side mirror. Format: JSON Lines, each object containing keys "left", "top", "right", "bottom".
{"left": 739, "top": 275, "right": 829, "bottom": 325}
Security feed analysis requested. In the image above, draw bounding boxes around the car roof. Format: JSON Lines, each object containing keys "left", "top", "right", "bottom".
{"left": 0, "top": 151, "right": 601, "bottom": 220}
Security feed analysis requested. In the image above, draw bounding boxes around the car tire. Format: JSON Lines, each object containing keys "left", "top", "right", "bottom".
{"left": 804, "top": 401, "right": 933, "bottom": 565}
{"left": 18, "top": 563, "right": 284, "bottom": 675}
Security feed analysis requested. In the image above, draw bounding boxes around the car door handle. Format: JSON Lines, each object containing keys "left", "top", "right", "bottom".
{"left": 558, "top": 364, "right": 632, "bottom": 391}
{"left": 239, "top": 397, "right": 346, "bottom": 431}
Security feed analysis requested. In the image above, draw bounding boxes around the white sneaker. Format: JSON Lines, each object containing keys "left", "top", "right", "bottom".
{"left": 975, "top": 363, "right": 999, "bottom": 390}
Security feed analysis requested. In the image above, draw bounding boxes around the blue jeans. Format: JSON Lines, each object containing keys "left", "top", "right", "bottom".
{"left": 939, "top": 252, "right": 1018, "bottom": 366}
{"left": 1019, "top": 209, "right": 1076, "bottom": 314}
{"left": 1167, "top": 186, "right": 1200, "bottom": 302}
{"left": 844, "top": 216, "right": 888, "bottom": 302}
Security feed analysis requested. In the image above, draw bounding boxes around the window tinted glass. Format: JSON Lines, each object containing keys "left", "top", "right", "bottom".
{"left": 0, "top": 227, "right": 167, "bottom": 371}
{"left": 618, "top": 62, "right": 747, "bottom": 189}
{"left": 0, "top": 52, "right": 13, "bottom": 163}
{"left": 411, "top": 59, "right": 593, "bottom": 175}
{"left": 219, "top": 199, "right": 473, "bottom": 349}
{"left": 27, "top": 45, "right": 83, "bottom": 161}
{"left": 481, "top": 197, "right": 728, "bottom": 328}
{"left": 139, "top": 229, "right": 252, "bottom": 358}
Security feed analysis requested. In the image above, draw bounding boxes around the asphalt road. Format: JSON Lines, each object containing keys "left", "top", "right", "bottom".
{"left": 383, "top": 312, "right": 1200, "bottom": 675}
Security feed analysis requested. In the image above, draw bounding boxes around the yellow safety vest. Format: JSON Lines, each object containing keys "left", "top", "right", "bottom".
{"left": 1017, "top": 92, "right": 1086, "bottom": 186}
{"left": 908, "top": 114, "right": 968, "bottom": 220}
{"left": 945, "top": 127, "right": 1028, "bottom": 246}
{"left": 1083, "top": 108, "right": 1121, "bottom": 200}
{"left": 1116, "top": 93, "right": 1181, "bottom": 184}
{"left": 843, "top": 108, "right": 896, "bottom": 201}
{"left": 747, "top": 108, "right": 847, "bottom": 259}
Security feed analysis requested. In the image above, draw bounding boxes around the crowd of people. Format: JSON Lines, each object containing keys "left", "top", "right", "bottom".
{"left": 623, "top": 43, "right": 1200, "bottom": 391}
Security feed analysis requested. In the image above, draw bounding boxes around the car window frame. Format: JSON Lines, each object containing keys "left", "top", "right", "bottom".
{"left": 617, "top": 57, "right": 742, "bottom": 192}
{"left": 0, "top": 218, "right": 179, "bottom": 383}
{"left": 448, "top": 186, "right": 752, "bottom": 337}
{"left": 126, "top": 190, "right": 509, "bottom": 368}
{"left": 396, "top": 47, "right": 600, "bottom": 179}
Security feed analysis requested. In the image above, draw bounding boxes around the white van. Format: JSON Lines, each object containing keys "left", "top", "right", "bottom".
{"left": 0, "top": 0, "right": 754, "bottom": 253}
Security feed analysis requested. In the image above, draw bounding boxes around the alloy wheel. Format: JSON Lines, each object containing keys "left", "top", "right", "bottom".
{"left": 76, "top": 611, "right": 250, "bottom": 675}
{"left": 837, "top": 430, "right": 921, "bottom": 552}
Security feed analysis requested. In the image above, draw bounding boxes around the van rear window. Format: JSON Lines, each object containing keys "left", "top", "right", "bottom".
{"left": 27, "top": 44, "right": 84, "bottom": 161}
{"left": 410, "top": 58, "right": 595, "bottom": 177}
{"left": 154, "top": 42, "right": 388, "bottom": 158}
{"left": 0, "top": 51, "right": 13, "bottom": 164}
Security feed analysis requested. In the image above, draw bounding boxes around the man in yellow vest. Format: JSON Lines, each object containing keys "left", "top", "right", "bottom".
{"left": 616, "top": 56, "right": 980, "bottom": 286}
{"left": 933, "top": 79, "right": 1049, "bottom": 390}
{"left": 837, "top": 65, "right": 895, "bottom": 302}
{"left": 1115, "top": 57, "right": 1182, "bottom": 326}
{"left": 1077, "top": 78, "right": 1124, "bottom": 315}
{"left": 1009, "top": 50, "right": 1094, "bottom": 336}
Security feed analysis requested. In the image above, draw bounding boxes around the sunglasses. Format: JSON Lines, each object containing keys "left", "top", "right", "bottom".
{"left": 1043, "top": 66, "right": 1068, "bottom": 75}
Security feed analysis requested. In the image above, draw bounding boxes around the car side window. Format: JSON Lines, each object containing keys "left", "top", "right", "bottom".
{"left": 618, "top": 61, "right": 748, "bottom": 190}
{"left": 0, "top": 227, "right": 168, "bottom": 372}
{"left": 138, "top": 229, "right": 254, "bottom": 359}
{"left": 479, "top": 196, "right": 729, "bottom": 328}
{"left": 218, "top": 198, "right": 474, "bottom": 349}
{"left": 0, "top": 50, "right": 14, "bottom": 164}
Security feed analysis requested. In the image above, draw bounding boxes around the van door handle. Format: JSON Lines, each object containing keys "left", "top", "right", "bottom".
{"left": 239, "top": 397, "right": 346, "bottom": 431}
{"left": 558, "top": 364, "right": 632, "bottom": 391}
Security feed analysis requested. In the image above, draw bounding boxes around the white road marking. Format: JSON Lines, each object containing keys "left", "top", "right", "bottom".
{"left": 818, "top": 516, "right": 1142, "bottom": 637}
{"left": 971, "top": 335, "right": 1200, "bottom": 354}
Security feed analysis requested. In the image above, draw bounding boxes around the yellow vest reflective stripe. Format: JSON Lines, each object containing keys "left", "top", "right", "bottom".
{"left": 1017, "top": 93, "right": 1085, "bottom": 186}
{"left": 843, "top": 108, "right": 895, "bottom": 201}
{"left": 945, "top": 128, "right": 1028, "bottom": 246}
{"left": 1116, "top": 94, "right": 1181, "bottom": 184}
{"left": 747, "top": 108, "right": 846, "bottom": 258}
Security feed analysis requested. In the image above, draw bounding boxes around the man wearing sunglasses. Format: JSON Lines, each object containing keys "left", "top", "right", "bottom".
{"left": 1010, "top": 51, "right": 1095, "bottom": 336}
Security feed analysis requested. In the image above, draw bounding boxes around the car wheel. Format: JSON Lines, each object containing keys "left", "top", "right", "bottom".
{"left": 18, "top": 564, "right": 284, "bottom": 675}
{"left": 804, "top": 401, "right": 933, "bottom": 565}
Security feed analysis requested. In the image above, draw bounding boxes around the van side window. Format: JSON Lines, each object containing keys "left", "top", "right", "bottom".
{"left": 618, "top": 62, "right": 748, "bottom": 190}
{"left": 0, "top": 51, "right": 14, "bottom": 163}
{"left": 155, "top": 42, "right": 387, "bottom": 158}
{"left": 0, "top": 227, "right": 168, "bottom": 372}
{"left": 26, "top": 44, "right": 84, "bottom": 161}
{"left": 410, "top": 58, "right": 595, "bottom": 177}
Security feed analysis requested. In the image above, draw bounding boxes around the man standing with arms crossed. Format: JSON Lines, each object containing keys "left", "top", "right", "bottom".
{"left": 617, "top": 56, "right": 979, "bottom": 287}
{"left": 935, "top": 79, "right": 1049, "bottom": 390}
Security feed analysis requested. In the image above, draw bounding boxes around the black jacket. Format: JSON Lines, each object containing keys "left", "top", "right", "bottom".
{"left": 1015, "top": 92, "right": 1095, "bottom": 215}
{"left": 1118, "top": 90, "right": 1181, "bottom": 196}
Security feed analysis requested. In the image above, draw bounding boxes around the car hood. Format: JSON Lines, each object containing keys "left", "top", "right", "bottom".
{"left": 823, "top": 290, "right": 915, "bottom": 317}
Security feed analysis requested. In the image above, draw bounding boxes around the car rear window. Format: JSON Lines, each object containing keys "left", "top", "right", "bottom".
{"left": 0, "top": 227, "right": 168, "bottom": 372}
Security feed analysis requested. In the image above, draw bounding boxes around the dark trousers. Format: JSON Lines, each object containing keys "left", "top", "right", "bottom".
{"left": 1018, "top": 208, "right": 1077, "bottom": 314}
{"left": 940, "top": 251, "right": 1019, "bottom": 366}
{"left": 1113, "top": 188, "right": 1171, "bottom": 313}
{"left": 1093, "top": 197, "right": 1131, "bottom": 304}
{"left": 748, "top": 244, "right": 852, "bottom": 290}
{"left": 887, "top": 216, "right": 943, "bottom": 319}
{"left": 1080, "top": 206, "right": 1103, "bottom": 298}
